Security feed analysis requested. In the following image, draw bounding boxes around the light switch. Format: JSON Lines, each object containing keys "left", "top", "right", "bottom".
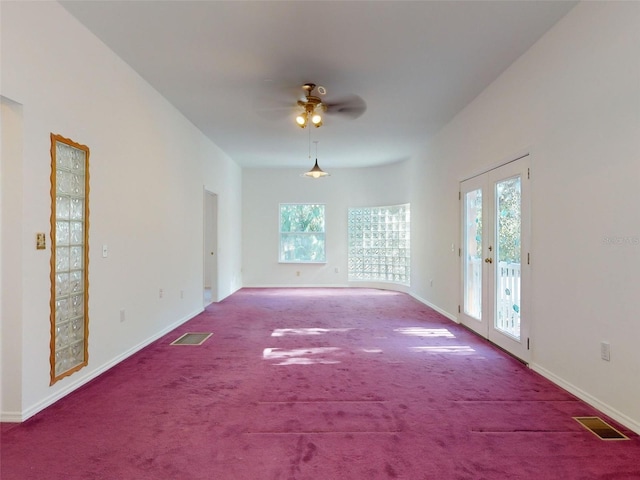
{"left": 102, "top": 245, "right": 108, "bottom": 258}
{"left": 36, "top": 233, "right": 46, "bottom": 250}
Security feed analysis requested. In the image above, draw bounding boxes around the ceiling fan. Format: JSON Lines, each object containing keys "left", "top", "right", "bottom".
{"left": 295, "top": 83, "right": 367, "bottom": 128}
{"left": 254, "top": 82, "right": 367, "bottom": 128}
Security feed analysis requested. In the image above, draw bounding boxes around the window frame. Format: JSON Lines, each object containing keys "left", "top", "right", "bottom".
{"left": 50, "top": 133, "right": 90, "bottom": 385}
{"left": 279, "top": 203, "right": 327, "bottom": 264}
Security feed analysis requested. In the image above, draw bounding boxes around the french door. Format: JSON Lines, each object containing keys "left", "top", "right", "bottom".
{"left": 460, "top": 156, "right": 530, "bottom": 362}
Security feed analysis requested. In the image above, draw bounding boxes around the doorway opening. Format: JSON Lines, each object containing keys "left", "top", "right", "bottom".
{"left": 203, "top": 190, "right": 218, "bottom": 306}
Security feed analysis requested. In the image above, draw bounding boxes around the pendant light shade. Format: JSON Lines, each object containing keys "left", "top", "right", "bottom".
{"left": 303, "top": 158, "right": 329, "bottom": 178}
{"left": 302, "top": 140, "right": 330, "bottom": 179}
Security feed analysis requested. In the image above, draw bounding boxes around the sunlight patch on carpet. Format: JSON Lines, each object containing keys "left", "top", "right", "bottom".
{"left": 574, "top": 417, "right": 629, "bottom": 440}
{"left": 171, "top": 332, "right": 213, "bottom": 345}
{"left": 271, "top": 327, "right": 353, "bottom": 337}
{"left": 263, "top": 347, "right": 341, "bottom": 365}
{"left": 410, "top": 345, "right": 475, "bottom": 354}
{"left": 395, "top": 327, "right": 455, "bottom": 338}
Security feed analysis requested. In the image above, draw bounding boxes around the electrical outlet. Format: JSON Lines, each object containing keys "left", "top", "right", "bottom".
{"left": 159, "top": 288, "right": 164, "bottom": 299}
{"left": 600, "top": 341, "right": 610, "bottom": 361}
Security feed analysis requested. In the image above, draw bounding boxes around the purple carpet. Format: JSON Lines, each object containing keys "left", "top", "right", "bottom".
{"left": 2, "top": 288, "right": 639, "bottom": 479}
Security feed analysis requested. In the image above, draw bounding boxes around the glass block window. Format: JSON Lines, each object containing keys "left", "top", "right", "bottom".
{"left": 348, "top": 204, "right": 410, "bottom": 285}
{"left": 50, "top": 134, "right": 89, "bottom": 385}
{"left": 279, "top": 204, "right": 326, "bottom": 263}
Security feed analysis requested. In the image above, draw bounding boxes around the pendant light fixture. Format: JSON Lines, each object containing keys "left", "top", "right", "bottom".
{"left": 302, "top": 131, "right": 329, "bottom": 179}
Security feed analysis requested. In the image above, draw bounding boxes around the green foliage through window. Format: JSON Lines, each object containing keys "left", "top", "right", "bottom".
{"left": 496, "top": 177, "right": 521, "bottom": 263}
{"left": 279, "top": 204, "right": 326, "bottom": 263}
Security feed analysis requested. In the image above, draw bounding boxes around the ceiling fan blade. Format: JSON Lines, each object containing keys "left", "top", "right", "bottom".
{"left": 253, "top": 96, "right": 294, "bottom": 119}
{"left": 252, "top": 82, "right": 309, "bottom": 119}
{"left": 325, "top": 95, "right": 367, "bottom": 119}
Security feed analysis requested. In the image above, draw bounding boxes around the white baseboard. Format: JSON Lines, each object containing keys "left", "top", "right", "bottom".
{"left": 530, "top": 362, "right": 640, "bottom": 436}
{"left": 2, "top": 307, "right": 203, "bottom": 423}
{"left": 1, "top": 411, "right": 24, "bottom": 423}
{"left": 409, "top": 292, "right": 459, "bottom": 323}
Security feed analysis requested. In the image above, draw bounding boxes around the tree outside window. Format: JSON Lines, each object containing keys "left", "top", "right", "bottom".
{"left": 279, "top": 204, "right": 326, "bottom": 263}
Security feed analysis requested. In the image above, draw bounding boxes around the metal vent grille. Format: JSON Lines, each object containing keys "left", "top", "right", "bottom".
{"left": 574, "top": 416, "right": 629, "bottom": 440}
{"left": 171, "top": 333, "right": 213, "bottom": 346}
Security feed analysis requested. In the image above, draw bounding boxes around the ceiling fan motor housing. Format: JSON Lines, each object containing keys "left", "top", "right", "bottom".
{"left": 295, "top": 82, "right": 363, "bottom": 128}
{"left": 297, "top": 84, "right": 326, "bottom": 127}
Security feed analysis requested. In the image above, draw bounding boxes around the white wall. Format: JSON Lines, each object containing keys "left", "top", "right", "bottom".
{"left": 1, "top": 98, "right": 25, "bottom": 418}
{"left": 0, "top": 2, "right": 242, "bottom": 421}
{"left": 242, "top": 161, "right": 411, "bottom": 288}
{"left": 409, "top": 1, "right": 640, "bottom": 432}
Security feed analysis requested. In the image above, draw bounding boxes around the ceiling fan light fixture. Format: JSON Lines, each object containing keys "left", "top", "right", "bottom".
{"left": 295, "top": 83, "right": 331, "bottom": 128}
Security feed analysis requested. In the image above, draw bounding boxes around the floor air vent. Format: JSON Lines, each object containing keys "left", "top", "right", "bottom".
{"left": 574, "top": 416, "right": 628, "bottom": 440}
{"left": 171, "top": 333, "right": 213, "bottom": 346}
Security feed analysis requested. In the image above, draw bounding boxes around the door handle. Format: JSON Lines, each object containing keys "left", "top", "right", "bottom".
{"left": 484, "top": 257, "right": 493, "bottom": 264}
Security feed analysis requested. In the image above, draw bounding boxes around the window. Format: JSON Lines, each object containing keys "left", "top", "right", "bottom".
{"left": 279, "top": 204, "right": 326, "bottom": 263}
{"left": 348, "top": 204, "right": 410, "bottom": 285}
{"left": 50, "top": 133, "right": 90, "bottom": 384}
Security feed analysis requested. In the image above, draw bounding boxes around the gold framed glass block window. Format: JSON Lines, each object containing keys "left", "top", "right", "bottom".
{"left": 50, "top": 134, "right": 90, "bottom": 385}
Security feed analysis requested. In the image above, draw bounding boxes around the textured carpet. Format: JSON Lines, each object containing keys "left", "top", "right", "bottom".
{"left": 2, "top": 288, "right": 639, "bottom": 479}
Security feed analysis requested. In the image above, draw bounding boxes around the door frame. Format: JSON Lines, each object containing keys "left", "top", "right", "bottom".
{"left": 203, "top": 189, "right": 218, "bottom": 305}
{"left": 459, "top": 154, "right": 531, "bottom": 363}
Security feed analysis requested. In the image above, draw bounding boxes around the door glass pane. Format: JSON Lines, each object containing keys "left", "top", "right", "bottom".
{"left": 495, "top": 176, "right": 521, "bottom": 339}
{"left": 464, "top": 189, "right": 482, "bottom": 320}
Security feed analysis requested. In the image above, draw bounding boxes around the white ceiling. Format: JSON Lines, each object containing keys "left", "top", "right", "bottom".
{"left": 60, "top": 1, "right": 577, "bottom": 169}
